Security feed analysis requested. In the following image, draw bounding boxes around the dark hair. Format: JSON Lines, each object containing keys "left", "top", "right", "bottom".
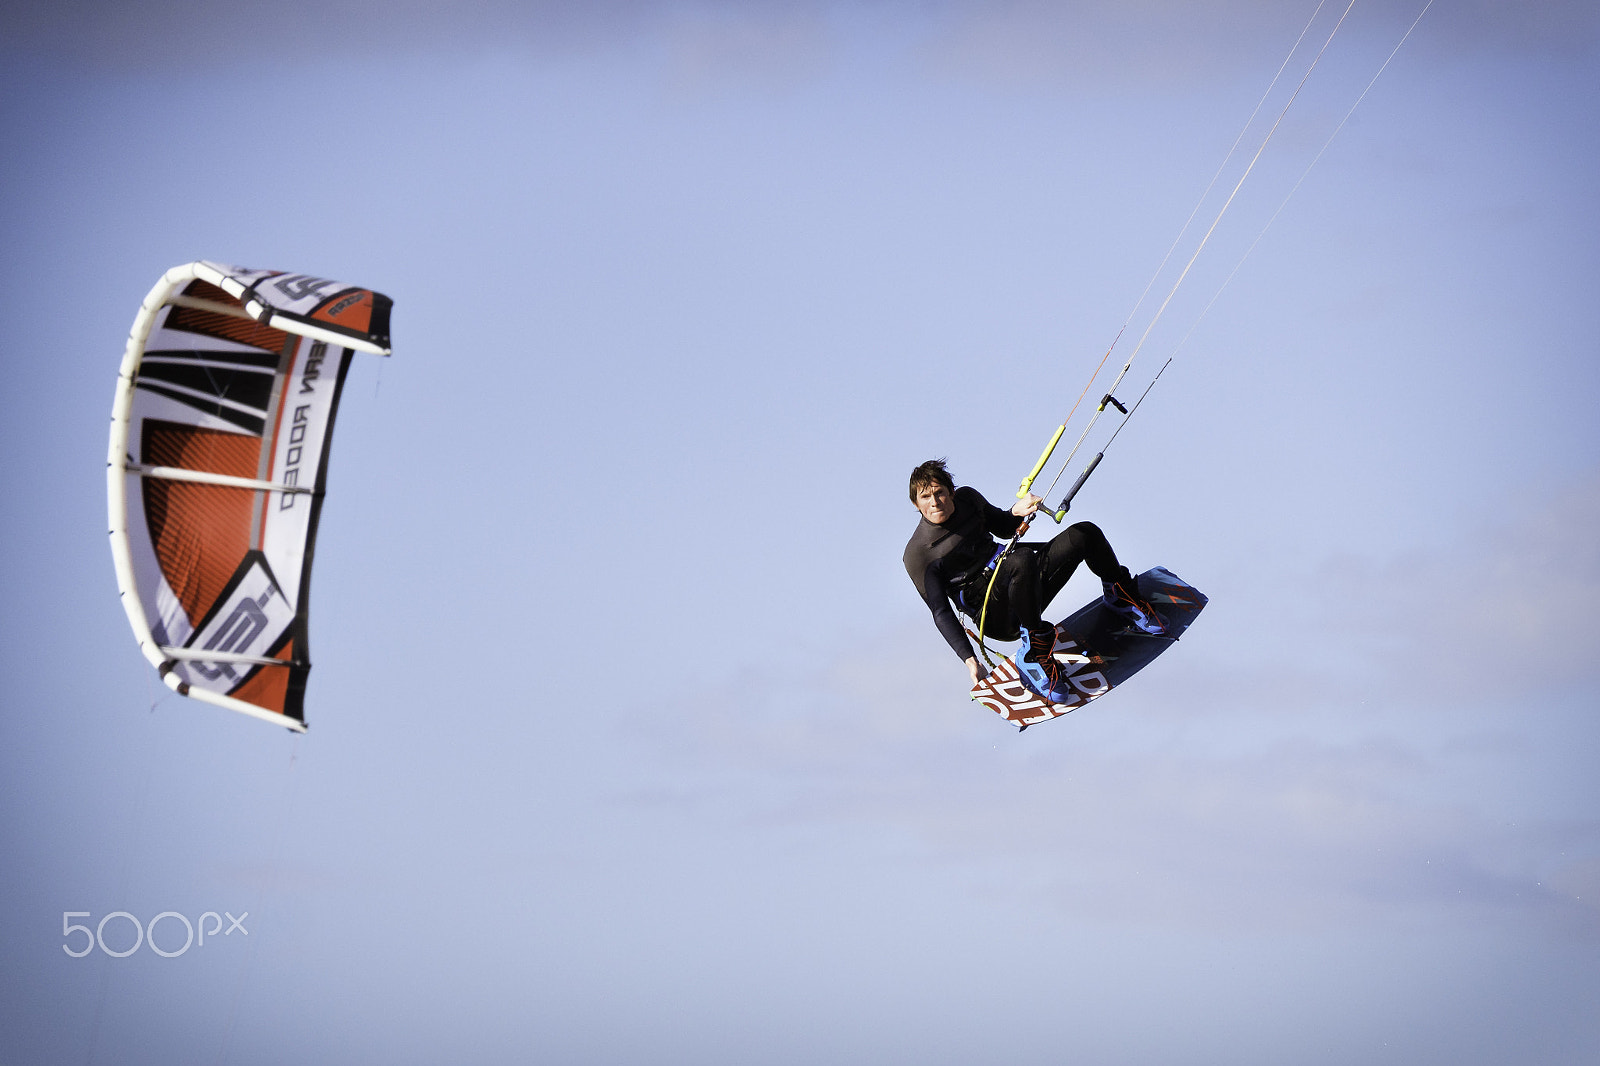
{"left": 909, "top": 458, "right": 954, "bottom": 502}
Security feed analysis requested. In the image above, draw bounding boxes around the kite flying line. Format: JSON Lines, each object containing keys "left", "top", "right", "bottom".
{"left": 1026, "top": 0, "right": 1360, "bottom": 516}
{"left": 1144, "top": 0, "right": 1438, "bottom": 390}
{"left": 1010, "top": 0, "right": 1340, "bottom": 507}
{"left": 976, "top": 0, "right": 1434, "bottom": 662}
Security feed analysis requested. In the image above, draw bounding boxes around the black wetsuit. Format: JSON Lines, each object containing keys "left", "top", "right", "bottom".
{"left": 903, "top": 486, "right": 1127, "bottom": 662}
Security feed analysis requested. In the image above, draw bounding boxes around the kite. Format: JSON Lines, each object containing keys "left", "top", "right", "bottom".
{"left": 106, "top": 261, "right": 392, "bottom": 731}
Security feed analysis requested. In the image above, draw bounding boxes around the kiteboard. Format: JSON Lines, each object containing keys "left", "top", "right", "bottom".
{"left": 970, "top": 566, "right": 1206, "bottom": 730}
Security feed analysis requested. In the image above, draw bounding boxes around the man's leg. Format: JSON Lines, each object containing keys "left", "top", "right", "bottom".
{"left": 1038, "top": 522, "right": 1130, "bottom": 610}
{"left": 997, "top": 549, "right": 1069, "bottom": 687}
{"left": 995, "top": 549, "right": 1032, "bottom": 627}
{"left": 1040, "top": 522, "right": 1165, "bottom": 635}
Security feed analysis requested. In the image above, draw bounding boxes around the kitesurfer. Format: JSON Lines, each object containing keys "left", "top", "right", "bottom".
{"left": 903, "top": 458, "right": 1165, "bottom": 689}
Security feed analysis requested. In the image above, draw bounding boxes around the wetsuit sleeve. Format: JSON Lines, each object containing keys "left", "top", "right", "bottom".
{"left": 960, "top": 486, "right": 1024, "bottom": 539}
{"left": 918, "top": 561, "right": 976, "bottom": 662}
{"left": 983, "top": 498, "right": 1024, "bottom": 539}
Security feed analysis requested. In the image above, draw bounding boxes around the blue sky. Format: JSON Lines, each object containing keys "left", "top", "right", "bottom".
{"left": 2, "top": 2, "right": 1598, "bottom": 1063}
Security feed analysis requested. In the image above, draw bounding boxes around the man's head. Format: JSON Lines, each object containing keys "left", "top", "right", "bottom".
{"left": 909, "top": 459, "right": 956, "bottom": 525}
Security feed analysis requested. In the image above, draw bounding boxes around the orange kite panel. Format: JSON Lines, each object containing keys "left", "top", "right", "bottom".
{"left": 229, "top": 640, "right": 295, "bottom": 714}
{"left": 311, "top": 288, "right": 374, "bottom": 334}
{"left": 141, "top": 423, "right": 261, "bottom": 625}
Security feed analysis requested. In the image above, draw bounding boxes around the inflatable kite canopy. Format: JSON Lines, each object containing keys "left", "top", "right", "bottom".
{"left": 107, "top": 262, "right": 393, "bottom": 731}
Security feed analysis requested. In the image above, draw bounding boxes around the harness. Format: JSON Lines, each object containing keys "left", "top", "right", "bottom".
{"left": 957, "top": 543, "right": 1036, "bottom": 646}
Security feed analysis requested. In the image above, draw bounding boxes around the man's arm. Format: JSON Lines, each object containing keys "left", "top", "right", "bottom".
{"left": 974, "top": 488, "right": 1036, "bottom": 538}
{"left": 918, "top": 562, "right": 978, "bottom": 664}
{"left": 920, "top": 567, "right": 990, "bottom": 685}
{"left": 987, "top": 495, "right": 1045, "bottom": 542}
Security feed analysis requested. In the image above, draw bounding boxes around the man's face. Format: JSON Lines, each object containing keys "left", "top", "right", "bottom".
{"left": 915, "top": 482, "right": 955, "bottom": 525}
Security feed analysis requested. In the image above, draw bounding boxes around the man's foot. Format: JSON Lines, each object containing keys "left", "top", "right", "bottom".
{"left": 1102, "top": 571, "right": 1168, "bottom": 636}
{"left": 1022, "top": 622, "right": 1068, "bottom": 692}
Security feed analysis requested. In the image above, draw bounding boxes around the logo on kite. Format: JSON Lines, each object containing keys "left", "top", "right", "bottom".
{"left": 271, "top": 274, "right": 340, "bottom": 302}
{"left": 106, "top": 261, "right": 393, "bottom": 731}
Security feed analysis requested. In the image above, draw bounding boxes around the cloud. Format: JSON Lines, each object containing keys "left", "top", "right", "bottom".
{"left": 659, "top": 6, "right": 834, "bottom": 94}
{"left": 0, "top": 0, "right": 668, "bottom": 70}
{"left": 1309, "top": 471, "right": 1600, "bottom": 699}
{"left": 620, "top": 471, "right": 1600, "bottom": 935}
{"left": 6, "top": 0, "right": 1592, "bottom": 76}
{"left": 911, "top": 0, "right": 1598, "bottom": 92}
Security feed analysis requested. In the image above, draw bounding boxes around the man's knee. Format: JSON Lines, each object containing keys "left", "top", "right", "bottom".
{"left": 1067, "top": 521, "right": 1103, "bottom": 544}
{"left": 1008, "top": 548, "right": 1041, "bottom": 580}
